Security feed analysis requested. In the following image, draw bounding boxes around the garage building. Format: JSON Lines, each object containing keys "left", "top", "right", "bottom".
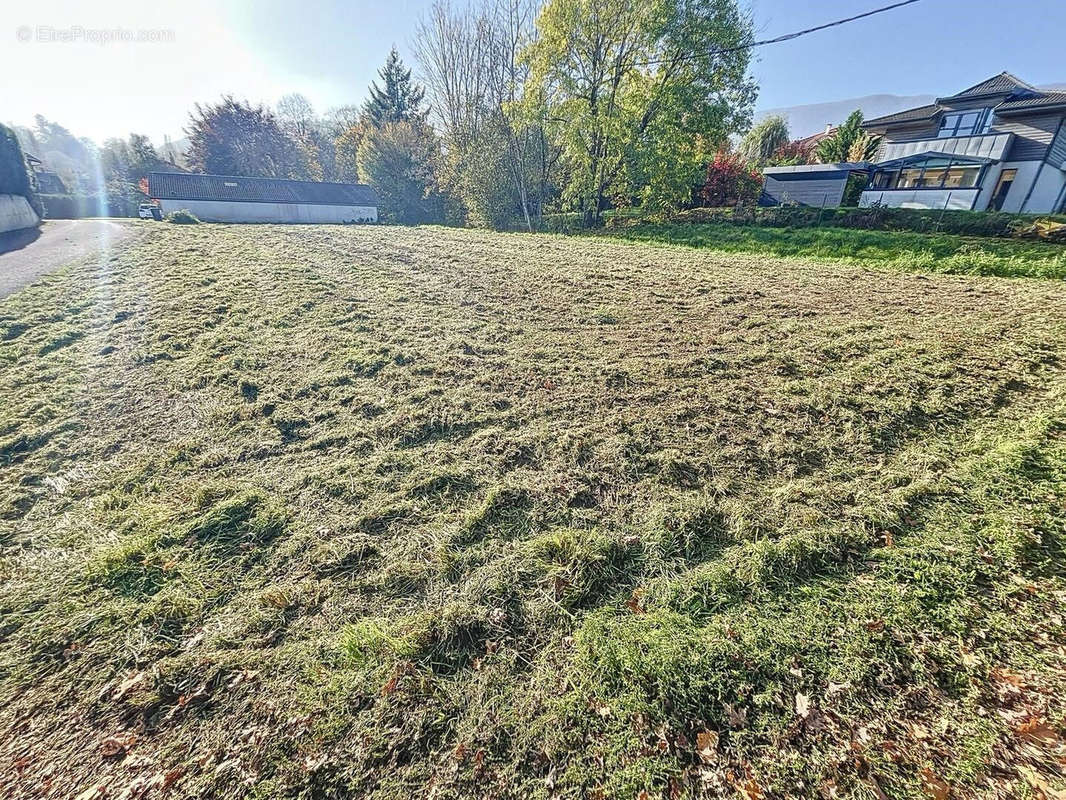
{"left": 148, "top": 172, "right": 378, "bottom": 223}
{"left": 760, "top": 162, "right": 871, "bottom": 207}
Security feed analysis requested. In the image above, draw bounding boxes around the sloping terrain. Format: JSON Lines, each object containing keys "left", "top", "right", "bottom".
{"left": 1, "top": 224, "right": 1065, "bottom": 799}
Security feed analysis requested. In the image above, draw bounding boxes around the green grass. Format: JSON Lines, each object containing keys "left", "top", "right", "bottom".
{"left": 1, "top": 224, "right": 1065, "bottom": 799}
{"left": 591, "top": 222, "right": 1066, "bottom": 279}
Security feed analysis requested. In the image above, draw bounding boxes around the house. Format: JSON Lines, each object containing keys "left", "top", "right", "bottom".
{"left": 859, "top": 72, "right": 1066, "bottom": 213}
{"left": 761, "top": 162, "right": 870, "bottom": 207}
{"left": 147, "top": 172, "right": 378, "bottom": 223}
{"left": 792, "top": 123, "right": 838, "bottom": 154}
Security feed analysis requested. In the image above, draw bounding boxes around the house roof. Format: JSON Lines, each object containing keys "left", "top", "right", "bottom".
{"left": 995, "top": 90, "right": 1066, "bottom": 115}
{"left": 862, "top": 103, "right": 941, "bottom": 128}
{"left": 763, "top": 162, "right": 871, "bottom": 176}
{"left": 938, "top": 71, "right": 1037, "bottom": 102}
{"left": 863, "top": 73, "right": 1066, "bottom": 130}
{"left": 791, "top": 125, "right": 838, "bottom": 150}
{"left": 147, "top": 172, "right": 379, "bottom": 207}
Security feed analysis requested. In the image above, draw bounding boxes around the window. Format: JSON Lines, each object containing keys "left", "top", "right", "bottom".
{"left": 937, "top": 108, "right": 993, "bottom": 138}
{"left": 868, "top": 158, "right": 984, "bottom": 191}
{"left": 871, "top": 170, "right": 899, "bottom": 189}
{"left": 943, "top": 166, "right": 980, "bottom": 189}
{"left": 897, "top": 167, "right": 924, "bottom": 188}
{"left": 990, "top": 169, "right": 1017, "bottom": 211}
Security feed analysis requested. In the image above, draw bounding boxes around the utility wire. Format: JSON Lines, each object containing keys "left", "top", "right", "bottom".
{"left": 637, "top": 0, "right": 924, "bottom": 66}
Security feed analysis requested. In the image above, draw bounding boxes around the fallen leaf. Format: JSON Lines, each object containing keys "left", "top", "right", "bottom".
{"left": 101, "top": 734, "right": 135, "bottom": 758}
{"left": 1016, "top": 717, "right": 1062, "bottom": 747}
{"left": 626, "top": 588, "right": 646, "bottom": 615}
{"left": 795, "top": 692, "right": 810, "bottom": 719}
{"left": 696, "top": 729, "right": 719, "bottom": 764}
{"left": 919, "top": 767, "right": 949, "bottom": 800}
{"left": 740, "top": 778, "right": 764, "bottom": 800}
{"left": 865, "top": 619, "right": 885, "bottom": 633}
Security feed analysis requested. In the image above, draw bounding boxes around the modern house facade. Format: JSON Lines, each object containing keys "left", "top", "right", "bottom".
{"left": 859, "top": 72, "right": 1066, "bottom": 213}
{"left": 147, "top": 172, "right": 378, "bottom": 223}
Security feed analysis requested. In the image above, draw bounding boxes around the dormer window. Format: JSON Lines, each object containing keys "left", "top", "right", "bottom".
{"left": 937, "top": 108, "right": 994, "bottom": 138}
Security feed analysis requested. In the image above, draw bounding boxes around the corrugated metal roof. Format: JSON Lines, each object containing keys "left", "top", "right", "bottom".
{"left": 940, "top": 71, "right": 1036, "bottom": 101}
{"left": 147, "top": 172, "right": 378, "bottom": 206}
{"left": 862, "top": 103, "right": 940, "bottom": 128}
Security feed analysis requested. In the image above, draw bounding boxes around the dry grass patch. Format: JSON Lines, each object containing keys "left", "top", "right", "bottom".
{"left": 1, "top": 224, "right": 1065, "bottom": 799}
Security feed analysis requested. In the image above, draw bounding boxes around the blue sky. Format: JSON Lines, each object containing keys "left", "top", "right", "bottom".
{"left": 2, "top": 0, "right": 1064, "bottom": 143}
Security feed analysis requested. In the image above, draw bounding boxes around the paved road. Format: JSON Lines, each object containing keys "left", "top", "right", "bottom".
{"left": 0, "top": 219, "right": 138, "bottom": 299}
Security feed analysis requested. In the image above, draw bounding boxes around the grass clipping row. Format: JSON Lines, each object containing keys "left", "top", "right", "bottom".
{"left": 1, "top": 223, "right": 1065, "bottom": 799}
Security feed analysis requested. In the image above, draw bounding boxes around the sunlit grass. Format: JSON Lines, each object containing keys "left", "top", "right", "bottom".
{"left": 1, "top": 224, "right": 1065, "bottom": 799}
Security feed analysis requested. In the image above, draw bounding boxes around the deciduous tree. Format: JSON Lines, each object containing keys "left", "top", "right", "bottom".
{"left": 414, "top": 0, "right": 552, "bottom": 230}
{"left": 357, "top": 121, "right": 442, "bottom": 223}
{"left": 186, "top": 96, "right": 310, "bottom": 179}
{"left": 739, "top": 115, "right": 789, "bottom": 165}
{"left": 525, "top": 0, "right": 755, "bottom": 226}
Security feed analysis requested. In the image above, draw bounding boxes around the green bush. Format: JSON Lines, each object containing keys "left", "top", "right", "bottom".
{"left": 166, "top": 209, "right": 200, "bottom": 225}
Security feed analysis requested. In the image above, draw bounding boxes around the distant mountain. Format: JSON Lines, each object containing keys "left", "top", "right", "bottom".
{"left": 758, "top": 84, "right": 1066, "bottom": 140}
{"left": 755, "top": 94, "right": 936, "bottom": 139}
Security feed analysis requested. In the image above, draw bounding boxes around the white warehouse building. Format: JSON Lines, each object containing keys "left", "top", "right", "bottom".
{"left": 148, "top": 172, "right": 378, "bottom": 223}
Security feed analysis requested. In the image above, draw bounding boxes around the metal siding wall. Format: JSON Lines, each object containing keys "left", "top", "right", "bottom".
{"left": 763, "top": 175, "right": 847, "bottom": 207}
{"left": 993, "top": 113, "right": 1062, "bottom": 161}
{"left": 1047, "top": 121, "right": 1066, "bottom": 165}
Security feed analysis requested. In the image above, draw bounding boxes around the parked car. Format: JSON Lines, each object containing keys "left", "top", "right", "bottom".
{"left": 138, "top": 203, "right": 162, "bottom": 220}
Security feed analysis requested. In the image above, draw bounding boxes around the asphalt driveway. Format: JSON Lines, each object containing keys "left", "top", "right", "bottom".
{"left": 0, "top": 219, "right": 138, "bottom": 299}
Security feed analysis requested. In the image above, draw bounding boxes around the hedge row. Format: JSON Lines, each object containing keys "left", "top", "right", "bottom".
{"left": 544, "top": 205, "right": 1066, "bottom": 240}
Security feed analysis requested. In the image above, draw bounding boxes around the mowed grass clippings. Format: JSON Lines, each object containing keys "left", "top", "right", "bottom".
{"left": 1, "top": 224, "right": 1065, "bottom": 799}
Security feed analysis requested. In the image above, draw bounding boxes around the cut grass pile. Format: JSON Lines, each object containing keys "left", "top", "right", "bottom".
{"left": 1, "top": 224, "right": 1065, "bottom": 799}
{"left": 592, "top": 222, "right": 1066, "bottom": 279}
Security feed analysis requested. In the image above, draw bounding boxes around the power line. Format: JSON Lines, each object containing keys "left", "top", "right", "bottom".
{"left": 638, "top": 0, "right": 924, "bottom": 66}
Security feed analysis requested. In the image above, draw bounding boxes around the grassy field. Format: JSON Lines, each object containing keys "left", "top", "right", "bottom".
{"left": 592, "top": 222, "right": 1066, "bottom": 279}
{"left": 1, "top": 224, "right": 1065, "bottom": 799}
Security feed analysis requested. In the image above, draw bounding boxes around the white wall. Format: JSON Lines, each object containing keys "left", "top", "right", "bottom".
{"left": 980, "top": 161, "right": 1066, "bottom": 214}
{"left": 1020, "top": 164, "right": 1066, "bottom": 214}
{"left": 158, "top": 199, "right": 377, "bottom": 223}
{"left": 0, "top": 193, "right": 40, "bottom": 233}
